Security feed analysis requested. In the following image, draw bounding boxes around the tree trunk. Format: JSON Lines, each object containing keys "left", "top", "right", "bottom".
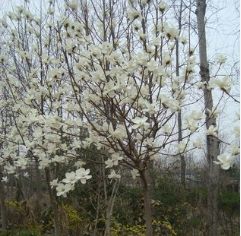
{"left": 176, "top": 0, "right": 186, "bottom": 188}
{"left": 0, "top": 173, "right": 7, "bottom": 230}
{"left": 93, "top": 182, "right": 101, "bottom": 236}
{"left": 34, "top": 158, "right": 42, "bottom": 216}
{"left": 45, "top": 168, "right": 61, "bottom": 236}
{"left": 104, "top": 180, "right": 119, "bottom": 236}
{"left": 103, "top": 157, "right": 119, "bottom": 236}
{"left": 140, "top": 170, "right": 153, "bottom": 236}
{"left": 196, "top": 1, "right": 220, "bottom": 235}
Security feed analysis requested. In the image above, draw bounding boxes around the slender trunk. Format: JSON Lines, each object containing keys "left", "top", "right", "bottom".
{"left": 104, "top": 180, "right": 119, "bottom": 236}
{"left": 52, "top": 202, "right": 61, "bottom": 236}
{"left": 102, "top": 158, "right": 110, "bottom": 236}
{"left": 179, "top": 111, "right": 186, "bottom": 188}
{"left": 93, "top": 182, "right": 101, "bottom": 236}
{"left": 196, "top": 1, "right": 220, "bottom": 235}
{"left": 103, "top": 158, "right": 119, "bottom": 236}
{"left": 19, "top": 175, "right": 27, "bottom": 200}
{"left": 177, "top": 103, "right": 186, "bottom": 187}
{"left": 0, "top": 173, "right": 7, "bottom": 230}
{"left": 34, "top": 158, "right": 42, "bottom": 218}
{"left": 45, "top": 168, "right": 61, "bottom": 236}
{"left": 176, "top": 0, "right": 186, "bottom": 188}
{"left": 207, "top": 161, "right": 220, "bottom": 236}
{"left": 140, "top": 170, "right": 153, "bottom": 236}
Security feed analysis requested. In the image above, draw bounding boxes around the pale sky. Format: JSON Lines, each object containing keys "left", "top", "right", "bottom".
{"left": 206, "top": 0, "right": 239, "bottom": 61}
{"left": 1, "top": 0, "right": 239, "bottom": 60}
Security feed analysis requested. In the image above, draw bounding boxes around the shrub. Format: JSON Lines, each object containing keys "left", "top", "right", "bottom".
{"left": 0, "top": 229, "right": 46, "bottom": 236}
{"left": 219, "top": 190, "right": 240, "bottom": 216}
{"left": 111, "top": 222, "right": 145, "bottom": 236}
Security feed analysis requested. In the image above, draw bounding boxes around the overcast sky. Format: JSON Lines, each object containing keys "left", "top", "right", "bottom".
{"left": 207, "top": 0, "right": 239, "bottom": 61}
{"left": 1, "top": 0, "right": 239, "bottom": 55}
{"left": 205, "top": 0, "right": 240, "bottom": 142}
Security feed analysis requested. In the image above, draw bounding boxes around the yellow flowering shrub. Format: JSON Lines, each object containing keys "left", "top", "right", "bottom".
{"left": 111, "top": 222, "right": 145, "bottom": 236}
{"left": 6, "top": 200, "right": 42, "bottom": 232}
{"left": 153, "top": 220, "right": 177, "bottom": 236}
{"left": 60, "top": 204, "right": 82, "bottom": 230}
{"left": 110, "top": 220, "right": 177, "bottom": 236}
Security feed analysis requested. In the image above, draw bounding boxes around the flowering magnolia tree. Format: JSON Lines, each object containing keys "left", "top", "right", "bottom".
{"left": 0, "top": 0, "right": 239, "bottom": 235}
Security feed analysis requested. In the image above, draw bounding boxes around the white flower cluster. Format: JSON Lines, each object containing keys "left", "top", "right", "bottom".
{"left": 214, "top": 144, "right": 239, "bottom": 170}
{"left": 0, "top": 0, "right": 237, "bottom": 201}
{"left": 208, "top": 76, "right": 232, "bottom": 93}
{"left": 185, "top": 111, "right": 205, "bottom": 133}
{"left": 51, "top": 168, "right": 92, "bottom": 197}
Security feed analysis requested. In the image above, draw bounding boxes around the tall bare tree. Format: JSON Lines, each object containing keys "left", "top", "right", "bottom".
{"left": 196, "top": 1, "right": 220, "bottom": 235}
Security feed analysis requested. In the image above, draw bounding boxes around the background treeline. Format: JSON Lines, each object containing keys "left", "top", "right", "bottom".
{"left": 0, "top": 158, "right": 239, "bottom": 236}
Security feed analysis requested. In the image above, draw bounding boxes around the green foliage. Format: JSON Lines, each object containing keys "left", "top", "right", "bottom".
{"left": 5, "top": 174, "right": 239, "bottom": 236}
{"left": 59, "top": 204, "right": 82, "bottom": 232}
{"left": 113, "top": 176, "right": 203, "bottom": 236}
{"left": 111, "top": 222, "right": 146, "bottom": 236}
{"left": 6, "top": 200, "right": 37, "bottom": 229}
{"left": 114, "top": 185, "right": 143, "bottom": 225}
{"left": 0, "top": 229, "right": 52, "bottom": 236}
{"left": 110, "top": 220, "right": 178, "bottom": 236}
{"left": 154, "top": 175, "right": 185, "bottom": 207}
{"left": 61, "top": 204, "right": 82, "bottom": 226}
{"left": 6, "top": 200, "right": 52, "bottom": 234}
{"left": 152, "top": 176, "right": 202, "bottom": 236}
{"left": 187, "top": 187, "right": 207, "bottom": 206}
{"left": 219, "top": 190, "right": 240, "bottom": 215}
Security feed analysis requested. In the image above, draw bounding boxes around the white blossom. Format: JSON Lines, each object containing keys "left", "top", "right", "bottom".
{"left": 62, "top": 172, "right": 77, "bottom": 185}
{"left": 50, "top": 179, "right": 59, "bottom": 189}
{"left": 5, "top": 165, "right": 15, "bottom": 174}
{"left": 15, "top": 158, "right": 28, "bottom": 170}
{"left": 127, "top": 10, "right": 140, "bottom": 21}
{"left": 233, "top": 125, "right": 240, "bottom": 138}
{"left": 108, "top": 170, "right": 121, "bottom": 179}
{"left": 227, "top": 144, "right": 240, "bottom": 156}
{"left": 193, "top": 137, "right": 203, "bottom": 149}
{"left": 208, "top": 77, "right": 232, "bottom": 93}
{"left": 132, "top": 117, "right": 149, "bottom": 130}
{"left": 177, "top": 141, "right": 187, "bottom": 153}
{"left": 189, "top": 111, "right": 204, "bottom": 121}
{"left": 185, "top": 119, "right": 198, "bottom": 133}
{"left": 214, "top": 154, "right": 234, "bottom": 170}
{"left": 75, "top": 168, "right": 92, "bottom": 184}
{"left": 158, "top": 2, "right": 167, "bottom": 12}
{"left": 131, "top": 169, "right": 140, "bottom": 179}
{"left": 74, "top": 160, "right": 86, "bottom": 168}
{"left": 56, "top": 183, "right": 73, "bottom": 197}
{"left": 207, "top": 107, "right": 220, "bottom": 118}
{"left": 216, "top": 55, "right": 227, "bottom": 64}
{"left": 23, "top": 172, "right": 29, "bottom": 178}
{"left": 163, "top": 23, "right": 179, "bottom": 40}
{"left": 206, "top": 125, "right": 218, "bottom": 137}
{"left": 162, "top": 124, "right": 172, "bottom": 135}
{"left": 1, "top": 176, "right": 8, "bottom": 183}
{"left": 196, "top": 81, "right": 206, "bottom": 90}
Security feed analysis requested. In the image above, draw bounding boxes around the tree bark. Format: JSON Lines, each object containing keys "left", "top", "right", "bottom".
{"left": 140, "top": 170, "right": 153, "bottom": 236}
{"left": 176, "top": 0, "right": 186, "bottom": 188}
{"left": 45, "top": 168, "right": 61, "bottom": 236}
{"left": 196, "top": 1, "right": 220, "bottom": 235}
{"left": 104, "top": 179, "right": 119, "bottom": 236}
{"left": 31, "top": 158, "right": 43, "bottom": 221}
{"left": 102, "top": 155, "right": 119, "bottom": 236}
{"left": 0, "top": 173, "right": 7, "bottom": 230}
